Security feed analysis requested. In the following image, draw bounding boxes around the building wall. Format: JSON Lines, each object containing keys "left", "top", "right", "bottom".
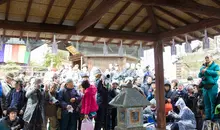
{"left": 83, "top": 56, "right": 139, "bottom": 71}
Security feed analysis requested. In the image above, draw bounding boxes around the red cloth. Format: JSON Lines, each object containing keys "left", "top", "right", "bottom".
{"left": 165, "top": 103, "right": 173, "bottom": 115}
{"left": 81, "top": 85, "right": 99, "bottom": 115}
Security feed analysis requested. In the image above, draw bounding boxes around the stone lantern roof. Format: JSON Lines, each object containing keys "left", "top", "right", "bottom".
{"left": 109, "top": 88, "right": 150, "bottom": 108}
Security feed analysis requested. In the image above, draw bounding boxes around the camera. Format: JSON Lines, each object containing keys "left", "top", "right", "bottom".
{"left": 104, "top": 73, "right": 111, "bottom": 89}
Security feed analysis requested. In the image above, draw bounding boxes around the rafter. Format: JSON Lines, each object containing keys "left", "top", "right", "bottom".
{"left": 212, "top": 0, "right": 220, "bottom": 6}
{"left": 65, "top": 0, "right": 95, "bottom": 44}
{"left": 185, "top": 12, "right": 202, "bottom": 21}
{"left": 119, "top": 5, "right": 144, "bottom": 30}
{"left": 24, "top": 0, "right": 33, "bottom": 22}
{"left": 59, "top": 0, "right": 76, "bottom": 25}
{"left": 77, "top": 0, "right": 96, "bottom": 24}
{"left": 76, "top": 0, "right": 119, "bottom": 34}
{"left": 42, "top": 0, "right": 55, "bottom": 23}
{"left": 132, "top": 15, "right": 149, "bottom": 32}
{"left": 146, "top": 6, "right": 158, "bottom": 33}
{"left": 154, "top": 6, "right": 189, "bottom": 25}
{"left": 158, "top": 18, "right": 220, "bottom": 39}
{"left": 5, "top": 0, "right": 11, "bottom": 20}
{"left": 129, "top": 0, "right": 220, "bottom": 19}
{"left": 79, "top": 36, "right": 87, "bottom": 42}
{"left": 106, "top": 2, "right": 131, "bottom": 29}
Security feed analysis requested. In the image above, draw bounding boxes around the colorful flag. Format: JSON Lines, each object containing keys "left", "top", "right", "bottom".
{"left": 118, "top": 40, "right": 123, "bottom": 56}
{"left": 4, "top": 44, "right": 13, "bottom": 62}
{"left": 184, "top": 35, "right": 192, "bottom": 53}
{"left": 0, "top": 44, "right": 5, "bottom": 62}
{"left": 11, "top": 45, "right": 19, "bottom": 62}
{"left": 171, "top": 39, "right": 177, "bottom": 55}
{"left": 203, "top": 29, "right": 210, "bottom": 49}
{"left": 103, "top": 40, "right": 108, "bottom": 55}
{"left": 18, "top": 45, "right": 26, "bottom": 63}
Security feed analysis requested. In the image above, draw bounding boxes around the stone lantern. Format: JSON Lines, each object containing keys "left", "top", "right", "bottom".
{"left": 109, "top": 88, "right": 150, "bottom": 130}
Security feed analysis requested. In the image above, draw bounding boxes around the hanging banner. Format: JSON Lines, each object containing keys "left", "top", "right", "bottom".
{"left": 66, "top": 45, "right": 79, "bottom": 55}
{"left": 103, "top": 41, "right": 108, "bottom": 55}
{"left": 184, "top": 35, "right": 192, "bottom": 53}
{"left": 203, "top": 29, "right": 210, "bottom": 49}
{"left": 118, "top": 40, "right": 123, "bottom": 56}
{"left": 52, "top": 34, "right": 58, "bottom": 54}
{"left": 171, "top": 39, "right": 177, "bottom": 55}
{"left": 138, "top": 42, "right": 144, "bottom": 57}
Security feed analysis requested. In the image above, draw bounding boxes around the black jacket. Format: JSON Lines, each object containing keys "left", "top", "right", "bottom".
{"left": 58, "top": 87, "right": 81, "bottom": 111}
{"left": 95, "top": 79, "right": 108, "bottom": 108}
{"left": 6, "top": 89, "right": 27, "bottom": 112}
{"left": 0, "top": 117, "right": 23, "bottom": 130}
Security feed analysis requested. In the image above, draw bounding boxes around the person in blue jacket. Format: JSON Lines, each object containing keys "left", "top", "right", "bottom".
{"left": 198, "top": 54, "right": 220, "bottom": 120}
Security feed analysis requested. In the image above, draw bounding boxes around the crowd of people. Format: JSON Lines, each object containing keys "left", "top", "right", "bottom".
{"left": 0, "top": 54, "right": 219, "bottom": 130}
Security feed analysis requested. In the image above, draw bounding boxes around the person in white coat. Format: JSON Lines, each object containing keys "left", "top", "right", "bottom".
{"left": 168, "top": 98, "right": 196, "bottom": 130}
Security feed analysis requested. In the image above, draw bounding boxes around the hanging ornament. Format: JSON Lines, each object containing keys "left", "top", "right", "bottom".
{"left": 103, "top": 40, "right": 108, "bottom": 55}
{"left": 203, "top": 29, "right": 210, "bottom": 49}
{"left": 118, "top": 40, "right": 124, "bottom": 56}
{"left": 51, "top": 34, "right": 58, "bottom": 54}
{"left": 138, "top": 42, "right": 144, "bottom": 57}
{"left": 0, "top": 36, "right": 4, "bottom": 51}
{"left": 26, "top": 33, "right": 31, "bottom": 52}
{"left": 184, "top": 35, "right": 192, "bottom": 53}
{"left": 171, "top": 39, "right": 177, "bottom": 55}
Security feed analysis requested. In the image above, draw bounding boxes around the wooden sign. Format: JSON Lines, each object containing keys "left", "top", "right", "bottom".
{"left": 66, "top": 45, "right": 79, "bottom": 55}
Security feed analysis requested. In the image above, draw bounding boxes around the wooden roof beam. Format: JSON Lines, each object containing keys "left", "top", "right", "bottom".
{"left": 59, "top": 0, "right": 76, "bottom": 25}
{"left": 146, "top": 6, "right": 159, "bottom": 33}
{"left": 75, "top": 0, "right": 120, "bottom": 34}
{"left": 24, "top": 0, "right": 33, "bottom": 22}
{"left": 106, "top": 2, "right": 131, "bottom": 29}
{"left": 65, "top": 0, "right": 95, "bottom": 44}
{"left": 42, "top": 0, "right": 55, "bottom": 23}
{"left": 132, "top": 15, "right": 149, "bottom": 32}
{"left": 0, "top": 20, "right": 157, "bottom": 41}
{"left": 119, "top": 5, "right": 144, "bottom": 30}
{"left": 77, "top": 0, "right": 95, "bottom": 24}
{"left": 158, "top": 18, "right": 220, "bottom": 39}
{"left": 5, "top": 0, "right": 11, "bottom": 20}
{"left": 129, "top": 0, "right": 220, "bottom": 19}
{"left": 79, "top": 36, "right": 86, "bottom": 43}
{"left": 212, "top": 0, "right": 220, "bottom": 6}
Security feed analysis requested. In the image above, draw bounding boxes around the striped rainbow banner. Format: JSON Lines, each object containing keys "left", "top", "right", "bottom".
{"left": 0, "top": 44, "right": 30, "bottom": 64}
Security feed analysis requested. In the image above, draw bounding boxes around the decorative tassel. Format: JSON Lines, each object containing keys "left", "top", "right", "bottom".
{"left": 52, "top": 34, "right": 58, "bottom": 54}
{"left": 184, "top": 35, "right": 192, "bottom": 53}
{"left": 0, "top": 36, "right": 3, "bottom": 51}
{"left": 103, "top": 40, "right": 108, "bottom": 55}
{"left": 171, "top": 39, "right": 177, "bottom": 55}
{"left": 203, "top": 29, "right": 210, "bottom": 49}
{"left": 138, "top": 42, "right": 144, "bottom": 57}
{"left": 118, "top": 40, "right": 123, "bottom": 56}
{"left": 26, "top": 33, "right": 31, "bottom": 52}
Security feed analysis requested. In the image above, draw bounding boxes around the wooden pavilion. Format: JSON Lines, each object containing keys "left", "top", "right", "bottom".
{"left": 0, "top": 0, "right": 220, "bottom": 129}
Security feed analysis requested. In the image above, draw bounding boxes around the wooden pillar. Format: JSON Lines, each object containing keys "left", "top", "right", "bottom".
{"left": 154, "top": 41, "right": 166, "bottom": 129}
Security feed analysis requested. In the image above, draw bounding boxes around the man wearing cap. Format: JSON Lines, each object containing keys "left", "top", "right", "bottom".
{"left": 58, "top": 78, "right": 81, "bottom": 130}
{"left": 0, "top": 107, "right": 23, "bottom": 130}
{"left": 92, "top": 67, "right": 109, "bottom": 130}
{"left": 0, "top": 73, "right": 14, "bottom": 117}
{"left": 198, "top": 54, "right": 220, "bottom": 120}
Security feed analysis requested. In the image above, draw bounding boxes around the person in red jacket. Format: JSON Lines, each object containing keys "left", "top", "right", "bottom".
{"left": 81, "top": 80, "right": 98, "bottom": 119}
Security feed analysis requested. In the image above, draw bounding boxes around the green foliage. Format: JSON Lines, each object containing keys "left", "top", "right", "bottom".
{"left": 0, "top": 61, "right": 21, "bottom": 73}
{"left": 43, "top": 51, "right": 67, "bottom": 68}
